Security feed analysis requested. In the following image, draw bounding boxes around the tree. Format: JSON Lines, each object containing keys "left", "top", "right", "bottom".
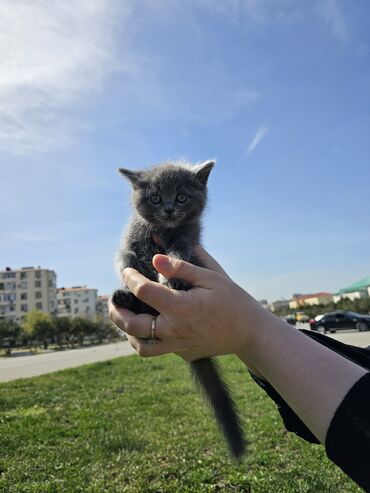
{"left": 71, "top": 317, "right": 96, "bottom": 345}
{"left": 33, "top": 317, "right": 54, "bottom": 349}
{"left": 23, "top": 310, "right": 54, "bottom": 349}
{"left": 95, "top": 317, "right": 114, "bottom": 343}
{"left": 0, "top": 319, "right": 21, "bottom": 354}
{"left": 52, "top": 316, "right": 73, "bottom": 347}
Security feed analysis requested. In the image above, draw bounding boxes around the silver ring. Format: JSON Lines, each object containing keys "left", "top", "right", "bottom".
{"left": 147, "top": 316, "right": 158, "bottom": 345}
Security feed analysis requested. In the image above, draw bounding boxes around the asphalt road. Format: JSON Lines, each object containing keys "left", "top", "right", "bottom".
{"left": 0, "top": 329, "right": 369, "bottom": 383}
{"left": 297, "top": 323, "right": 370, "bottom": 348}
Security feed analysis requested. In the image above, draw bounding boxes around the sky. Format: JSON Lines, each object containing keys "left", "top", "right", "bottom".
{"left": 0, "top": 0, "right": 369, "bottom": 302}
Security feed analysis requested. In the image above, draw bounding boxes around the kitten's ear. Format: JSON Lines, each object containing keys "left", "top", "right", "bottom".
{"left": 193, "top": 160, "right": 215, "bottom": 186}
{"left": 117, "top": 168, "right": 144, "bottom": 189}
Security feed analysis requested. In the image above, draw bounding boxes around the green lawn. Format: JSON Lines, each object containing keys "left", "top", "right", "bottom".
{"left": 0, "top": 354, "right": 360, "bottom": 492}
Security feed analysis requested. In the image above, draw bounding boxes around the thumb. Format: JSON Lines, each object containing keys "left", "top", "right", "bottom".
{"left": 152, "top": 254, "right": 215, "bottom": 288}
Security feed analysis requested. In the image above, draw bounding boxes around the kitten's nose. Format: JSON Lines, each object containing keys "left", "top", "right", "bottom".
{"left": 164, "top": 203, "right": 175, "bottom": 215}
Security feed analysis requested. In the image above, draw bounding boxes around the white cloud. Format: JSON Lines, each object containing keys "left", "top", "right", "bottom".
{"left": 245, "top": 126, "right": 269, "bottom": 156}
{"left": 0, "top": 0, "right": 129, "bottom": 155}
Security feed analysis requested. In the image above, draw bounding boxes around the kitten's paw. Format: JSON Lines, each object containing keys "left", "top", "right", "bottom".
{"left": 166, "top": 278, "right": 191, "bottom": 291}
{"left": 111, "top": 289, "right": 136, "bottom": 309}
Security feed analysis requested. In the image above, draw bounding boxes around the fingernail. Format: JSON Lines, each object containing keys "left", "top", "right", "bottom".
{"left": 154, "top": 254, "right": 170, "bottom": 268}
{"left": 122, "top": 268, "right": 129, "bottom": 282}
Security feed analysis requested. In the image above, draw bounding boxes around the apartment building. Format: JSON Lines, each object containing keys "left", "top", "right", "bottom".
{"left": 289, "top": 292, "right": 333, "bottom": 309}
{"left": 0, "top": 266, "right": 57, "bottom": 323}
{"left": 96, "top": 294, "right": 110, "bottom": 322}
{"left": 57, "top": 286, "right": 97, "bottom": 319}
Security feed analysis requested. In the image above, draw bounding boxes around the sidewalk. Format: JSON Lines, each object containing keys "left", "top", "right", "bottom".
{"left": 0, "top": 341, "right": 135, "bottom": 383}
{"left": 1, "top": 331, "right": 369, "bottom": 384}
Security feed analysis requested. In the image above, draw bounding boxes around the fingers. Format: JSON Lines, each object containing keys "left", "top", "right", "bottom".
{"left": 108, "top": 299, "right": 167, "bottom": 339}
{"left": 192, "top": 245, "right": 230, "bottom": 278}
{"left": 122, "top": 269, "right": 179, "bottom": 313}
{"left": 109, "top": 300, "right": 170, "bottom": 358}
{"left": 127, "top": 335, "right": 168, "bottom": 358}
{"left": 152, "top": 254, "right": 216, "bottom": 287}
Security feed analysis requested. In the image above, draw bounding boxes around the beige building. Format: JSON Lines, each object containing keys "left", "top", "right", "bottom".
{"left": 57, "top": 286, "right": 97, "bottom": 319}
{"left": 0, "top": 266, "right": 57, "bottom": 323}
{"left": 96, "top": 294, "right": 110, "bottom": 322}
{"left": 289, "top": 292, "right": 333, "bottom": 309}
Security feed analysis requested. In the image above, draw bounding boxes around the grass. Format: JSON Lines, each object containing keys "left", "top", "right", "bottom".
{"left": 0, "top": 354, "right": 361, "bottom": 492}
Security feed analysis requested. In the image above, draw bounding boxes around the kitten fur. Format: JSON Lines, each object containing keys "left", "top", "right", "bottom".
{"left": 112, "top": 160, "right": 245, "bottom": 458}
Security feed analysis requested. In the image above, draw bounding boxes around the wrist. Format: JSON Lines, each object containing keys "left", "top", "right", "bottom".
{"left": 234, "top": 293, "right": 281, "bottom": 367}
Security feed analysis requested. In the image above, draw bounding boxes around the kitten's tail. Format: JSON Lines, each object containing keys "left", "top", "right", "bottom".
{"left": 190, "top": 357, "right": 246, "bottom": 459}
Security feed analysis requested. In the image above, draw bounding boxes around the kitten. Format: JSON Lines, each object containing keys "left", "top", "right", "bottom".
{"left": 112, "top": 160, "right": 245, "bottom": 459}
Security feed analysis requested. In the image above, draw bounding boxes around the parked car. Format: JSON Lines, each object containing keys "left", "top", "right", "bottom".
{"left": 283, "top": 315, "right": 296, "bottom": 326}
{"left": 309, "top": 311, "right": 370, "bottom": 333}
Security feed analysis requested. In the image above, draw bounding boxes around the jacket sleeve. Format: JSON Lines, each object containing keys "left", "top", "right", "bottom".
{"left": 325, "top": 372, "right": 370, "bottom": 491}
{"left": 249, "top": 330, "right": 370, "bottom": 490}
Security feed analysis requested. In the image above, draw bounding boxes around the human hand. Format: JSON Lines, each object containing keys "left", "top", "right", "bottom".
{"left": 108, "top": 246, "right": 265, "bottom": 362}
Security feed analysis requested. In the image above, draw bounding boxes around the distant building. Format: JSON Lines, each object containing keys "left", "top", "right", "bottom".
{"left": 0, "top": 266, "right": 57, "bottom": 323}
{"left": 334, "top": 276, "right": 370, "bottom": 303}
{"left": 269, "top": 299, "right": 290, "bottom": 312}
{"left": 57, "top": 286, "right": 97, "bottom": 320}
{"left": 258, "top": 299, "right": 269, "bottom": 310}
{"left": 289, "top": 292, "right": 333, "bottom": 309}
{"left": 96, "top": 294, "right": 110, "bottom": 322}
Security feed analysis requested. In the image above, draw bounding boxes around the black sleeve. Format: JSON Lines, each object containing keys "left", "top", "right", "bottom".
{"left": 249, "top": 371, "right": 320, "bottom": 443}
{"left": 325, "top": 372, "right": 370, "bottom": 492}
{"left": 249, "top": 330, "right": 370, "bottom": 489}
{"left": 250, "top": 330, "right": 370, "bottom": 443}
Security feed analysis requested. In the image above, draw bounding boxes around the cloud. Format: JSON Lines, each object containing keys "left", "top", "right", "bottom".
{"left": 0, "top": 0, "right": 129, "bottom": 155}
{"left": 245, "top": 126, "right": 269, "bottom": 156}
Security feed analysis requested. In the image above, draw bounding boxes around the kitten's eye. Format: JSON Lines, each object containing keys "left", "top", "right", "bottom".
{"left": 150, "top": 194, "right": 161, "bottom": 204}
{"left": 176, "top": 194, "right": 188, "bottom": 203}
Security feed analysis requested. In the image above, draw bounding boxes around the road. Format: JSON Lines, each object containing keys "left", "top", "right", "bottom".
{"left": 0, "top": 341, "right": 135, "bottom": 383}
{"left": 297, "top": 324, "right": 370, "bottom": 348}
{"left": 0, "top": 329, "right": 369, "bottom": 384}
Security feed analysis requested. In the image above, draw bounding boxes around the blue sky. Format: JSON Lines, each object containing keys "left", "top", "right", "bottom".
{"left": 0, "top": 0, "right": 369, "bottom": 302}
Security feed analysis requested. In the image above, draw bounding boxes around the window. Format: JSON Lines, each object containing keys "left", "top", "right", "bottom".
{"left": 19, "top": 281, "right": 27, "bottom": 289}
{"left": 35, "top": 271, "right": 41, "bottom": 279}
{"left": 0, "top": 283, "right": 4, "bottom": 290}
{"left": 35, "top": 292, "right": 42, "bottom": 299}
{"left": 35, "top": 280, "right": 42, "bottom": 288}
{"left": 36, "top": 302, "right": 43, "bottom": 310}
{"left": 6, "top": 283, "right": 16, "bottom": 290}
{"left": 3, "top": 272, "right": 15, "bottom": 279}
{"left": 20, "top": 272, "right": 27, "bottom": 279}
{"left": 74, "top": 299, "right": 78, "bottom": 304}
{"left": 21, "top": 293, "right": 27, "bottom": 300}
{"left": 21, "top": 304, "right": 28, "bottom": 312}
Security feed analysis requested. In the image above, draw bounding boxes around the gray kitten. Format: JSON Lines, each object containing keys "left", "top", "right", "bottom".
{"left": 112, "top": 160, "right": 245, "bottom": 458}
